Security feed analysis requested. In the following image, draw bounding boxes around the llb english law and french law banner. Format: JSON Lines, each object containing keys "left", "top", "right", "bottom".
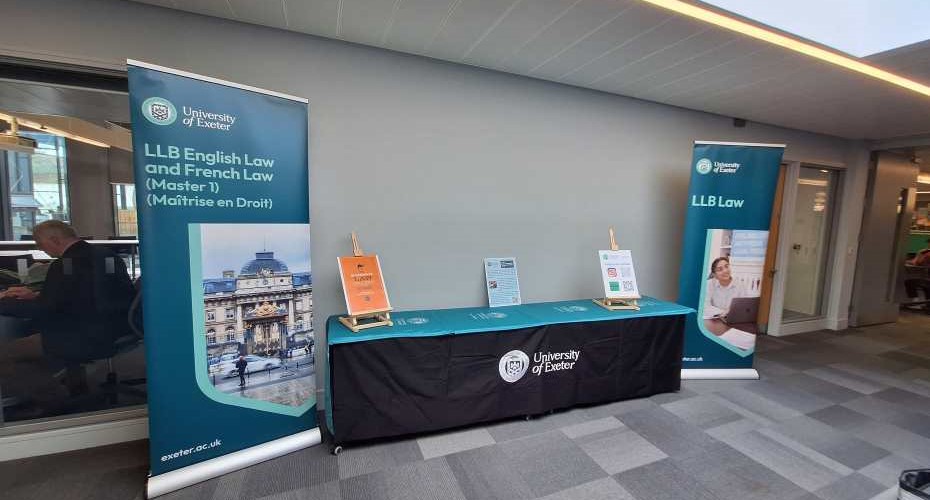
{"left": 128, "top": 61, "right": 318, "bottom": 494}
{"left": 677, "top": 141, "right": 784, "bottom": 376}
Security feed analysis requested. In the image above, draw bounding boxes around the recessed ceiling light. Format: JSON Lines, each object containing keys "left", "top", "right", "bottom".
{"left": 639, "top": 0, "right": 930, "bottom": 98}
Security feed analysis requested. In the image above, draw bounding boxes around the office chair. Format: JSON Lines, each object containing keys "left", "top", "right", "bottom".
{"left": 100, "top": 276, "right": 146, "bottom": 404}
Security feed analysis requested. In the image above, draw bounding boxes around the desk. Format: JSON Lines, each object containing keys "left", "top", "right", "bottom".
{"left": 326, "top": 297, "right": 692, "bottom": 444}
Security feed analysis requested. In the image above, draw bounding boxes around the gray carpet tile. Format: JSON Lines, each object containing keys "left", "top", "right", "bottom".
{"left": 617, "top": 406, "right": 720, "bottom": 459}
{"left": 804, "top": 366, "right": 886, "bottom": 394}
{"left": 871, "top": 387, "right": 930, "bottom": 415}
{"left": 445, "top": 444, "right": 535, "bottom": 500}
{"left": 255, "top": 481, "right": 341, "bottom": 500}
{"left": 813, "top": 473, "right": 888, "bottom": 500}
{"left": 485, "top": 407, "right": 591, "bottom": 442}
{"left": 206, "top": 468, "right": 249, "bottom": 500}
{"left": 339, "top": 457, "right": 466, "bottom": 500}
{"left": 713, "top": 387, "right": 804, "bottom": 422}
{"left": 742, "top": 379, "right": 836, "bottom": 413}
{"left": 766, "top": 415, "right": 891, "bottom": 470}
{"left": 661, "top": 394, "right": 744, "bottom": 429}
{"left": 575, "top": 427, "right": 668, "bottom": 475}
{"left": 824, "top": 336, "right": 902, "bottom": 355}
{"left": 753, "top": 357, "right": 801, "bottom": 376}
{"left": 498, "top": 430, "right": 607, "bottom": 497}
{"left": 336, "top": 437, "right": 422, "bottom": 479}
{"left": 672, "top": 441, "right": 809, "bottom": 500}
{"left": 615, "top": 458, "right": 722, "bottom": 500}
{"left": 559, "top": 415, "right": 625, "bottom": 439}
{"left": 717, "top": 429, "right": 846, "bottom": 491}
{"left": 808, "top": 404, "right": 875, "bottom": 431}
{"left": 6, "top": 311, "right": 930, "bottom": 500}
{"left": 416, "top": 427, "right": 496, "bottom": 459}
{"left": 841, "top": 420, "right": 930, "bottom": 464}
{"left": 772, "top": 372, "right": 864, "bottom": 403}
{"left": 857, "top": 454, "right": 924, "bottom": 487}
{"left": 536, "top": 477, "right": 633, "bottom": 500}
{"left": 879, "top": 351, "right": 930, "bottom": 370}
{"left": 705, "top": 417, "right": 760, "bottom": 440}
{"left": 580, "top": 394, "right": 658, "bottom": 417}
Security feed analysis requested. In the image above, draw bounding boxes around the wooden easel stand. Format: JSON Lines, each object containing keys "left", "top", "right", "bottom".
{"left": 593, "top": 297, "right": 640, "bottom": 311}
{"left": 338, "top": 311, "right": 394, "bottom": 332}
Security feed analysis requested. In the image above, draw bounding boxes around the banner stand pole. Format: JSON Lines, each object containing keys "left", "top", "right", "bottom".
{"left": 147, "top": 428, "right": 321, "bottom": 498}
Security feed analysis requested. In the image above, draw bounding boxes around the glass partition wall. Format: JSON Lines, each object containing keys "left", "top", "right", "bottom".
{"left": 0, "top": 73, "right": 144, "bottom": 432}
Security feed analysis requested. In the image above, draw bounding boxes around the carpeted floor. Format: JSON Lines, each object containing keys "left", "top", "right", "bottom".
{"left": 3, "top": 312, "right": 930, "bottom": 500}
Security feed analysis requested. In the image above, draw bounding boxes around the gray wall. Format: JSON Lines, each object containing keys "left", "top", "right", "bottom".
{"left": 2, "top": 0, "right": 867, "bottom": 341}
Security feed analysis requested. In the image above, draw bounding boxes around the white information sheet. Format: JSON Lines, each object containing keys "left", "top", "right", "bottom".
{"left": 598, "top": 250, "right": 641, "bottom": 299}
{"left": 484, "top": 257, "right": 521, "bottom": 307}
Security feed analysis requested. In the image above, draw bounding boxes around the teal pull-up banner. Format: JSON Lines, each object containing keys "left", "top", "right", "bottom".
{"left": 677, "top": 141, "right": 785, "bottom": 378}
{"left": 128, "top": 61, "right": 319, "bottom": 497}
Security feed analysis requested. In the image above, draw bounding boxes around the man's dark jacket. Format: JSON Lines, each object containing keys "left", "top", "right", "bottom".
{"left": 0, "top": 240, "right": 135, "bottom": 364}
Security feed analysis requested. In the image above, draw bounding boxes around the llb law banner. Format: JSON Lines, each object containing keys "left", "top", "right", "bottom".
{"left": 128, "top": 61, "right": 319, "bottom": 497}
{"left": 677, "top": 141, "right": 784, "bottom": 379}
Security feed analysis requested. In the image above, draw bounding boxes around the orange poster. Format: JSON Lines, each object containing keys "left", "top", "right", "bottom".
{"left": 338, "top": 255, "right": 392, "bottom": 316}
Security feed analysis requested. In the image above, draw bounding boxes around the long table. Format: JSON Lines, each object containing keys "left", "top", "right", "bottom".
{"left": 325, "top": 297, "right": 693, "bottom": 444}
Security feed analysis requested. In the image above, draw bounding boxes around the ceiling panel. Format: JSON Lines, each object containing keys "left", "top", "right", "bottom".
{"left": 285, "top": 0, "right": 340, "bottom": 39}
{"left": 496, "top": 0, "right": 635, "bottom": 75}
{"left": 592, "top": 26, "right": 730, "bottom": 90}
{"left": 426, "top": 0, "right": 524, "bottom": 62}
{"left": 340, "top": 0, "right": 398, "bottom": 47}
{"left": 560, "top": 14, "right": 703, "bottom": 87}
{"left": 612, "top": 35, "right": 742, "bottom": 97}
{"left": 461, "top": 0, "right": 573, "bottom": 68}
{"left": 126, "top": 0, "right": 930, "bottom": 140}
{"left": 228, "top": 0, "right": 286, "bottom": 29}
{"left": 383, "top": 0, "right": 455, "bottom": 54}
{"left": 525, "top": 2, "right": 667, "bottom": 80}
{"left": 179, "top": 0, "right": 234, "bottom": 19}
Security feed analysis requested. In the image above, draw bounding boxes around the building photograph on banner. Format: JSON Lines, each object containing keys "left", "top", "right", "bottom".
{"left": 195, "top": 223, "right": 314, "bottom": 409}
{"left": 699, "top": 229, "right": 768, "bottom": 353}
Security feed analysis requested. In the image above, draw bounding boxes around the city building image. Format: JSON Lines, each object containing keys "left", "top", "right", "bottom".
{"left": 196, "top": 223, "right": 315, "bottom": 407}
{"left": 203, "top": 251, "right": 312, "bottom": 360}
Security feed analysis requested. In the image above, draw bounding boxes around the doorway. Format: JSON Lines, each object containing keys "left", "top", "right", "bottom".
{"left": 765, "top": 162, "right": 845, "bottom": 336}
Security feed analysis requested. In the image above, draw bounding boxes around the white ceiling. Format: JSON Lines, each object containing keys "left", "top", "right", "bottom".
{"left": 128, "top": 0, "right": 930, "bottom": 141}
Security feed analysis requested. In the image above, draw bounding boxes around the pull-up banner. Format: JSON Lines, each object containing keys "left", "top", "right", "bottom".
{"left": 128, "top": 61, "right": 319, "bottom": 497}
{"left": 677, "top": 141, "right": 784, "bottom": 380}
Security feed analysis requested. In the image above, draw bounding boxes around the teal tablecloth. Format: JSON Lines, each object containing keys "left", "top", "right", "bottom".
{"left": 327, "top": 297, "right": 693, "bottom": 344}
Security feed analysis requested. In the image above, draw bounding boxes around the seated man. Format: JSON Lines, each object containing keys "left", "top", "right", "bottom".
{"left": 905, "top": 238, "right": 930, "bottom": 303}
{"left": 0, "top": 221, "right": 135, "bottom": 403}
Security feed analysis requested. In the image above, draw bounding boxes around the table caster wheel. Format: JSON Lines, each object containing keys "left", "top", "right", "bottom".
{"left": 524, "top": 415, "right": 532, "bottom": 421}
{"left": 331, "top": 445, "right": 343, "bottom": 456}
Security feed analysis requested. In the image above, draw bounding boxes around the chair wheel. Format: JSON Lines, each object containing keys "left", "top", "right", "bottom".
{"left": 332, "top": 445, "right": 343, "bottom": 456}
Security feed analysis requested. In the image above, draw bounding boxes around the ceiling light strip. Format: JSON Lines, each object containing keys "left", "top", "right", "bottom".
{"left": 639, "top": 0, "right": 930, "bottom": 98}
{"left": 0, "top": 112, "right": 110, "bottom": 148}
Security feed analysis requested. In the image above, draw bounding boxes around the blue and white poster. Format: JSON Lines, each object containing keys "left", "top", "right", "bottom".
{"left": 128, "top": 61, "right": 319, "bottom": 497}
{"left": 677, "top": 141, "right": 785, "bottom": 379}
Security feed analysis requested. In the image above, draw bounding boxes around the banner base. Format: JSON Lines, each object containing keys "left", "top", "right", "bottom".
{"left": 681, "top": 368, "right": 759, "bottom": 380}
{"left": 147, "top": 428, "right": 321, "bottom": 498}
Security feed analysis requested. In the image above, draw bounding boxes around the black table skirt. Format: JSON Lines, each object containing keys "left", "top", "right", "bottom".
{"left": 329, "top": 314, "right": 685, "bottom": 444}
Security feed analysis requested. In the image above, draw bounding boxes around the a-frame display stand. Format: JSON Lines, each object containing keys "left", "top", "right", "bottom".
{"left": 338, "top": 232, "right": 394, "bottom": 332}
{"left": 593, "top": 227, "right": 641, "bottom": 311}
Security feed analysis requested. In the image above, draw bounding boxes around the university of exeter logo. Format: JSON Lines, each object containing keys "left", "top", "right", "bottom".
{"left": 498, "top": 350, "right": 529, "bottom": 383}
{"left": 142, "top": 97, "right": 177, "bottom": 126}
{"left": 695, "top": 158, "right": 713, "bottom": 175}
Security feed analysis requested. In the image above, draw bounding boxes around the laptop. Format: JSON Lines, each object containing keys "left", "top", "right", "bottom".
{"left": 723, "top": 297, "right": 759, "bottom": 325}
